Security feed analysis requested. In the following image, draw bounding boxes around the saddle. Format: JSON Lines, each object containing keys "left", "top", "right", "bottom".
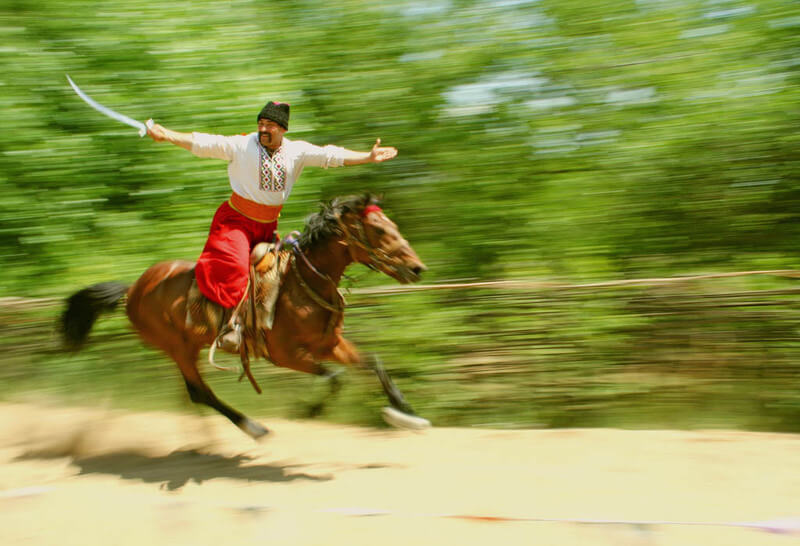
{"left": 185, "top": 239, "right": 290, "bottom": 392}
{"left": 240, "top": 241, "right": 291, "bottom": 358}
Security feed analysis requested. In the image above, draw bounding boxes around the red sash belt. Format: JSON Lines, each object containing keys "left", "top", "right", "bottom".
{"left": 228, "top": 192, "right": 282, "bottom": 223}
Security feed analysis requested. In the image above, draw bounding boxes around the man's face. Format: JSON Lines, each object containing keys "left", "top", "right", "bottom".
{"left": 257, "top": 119, "right": 286, "bottom": 150}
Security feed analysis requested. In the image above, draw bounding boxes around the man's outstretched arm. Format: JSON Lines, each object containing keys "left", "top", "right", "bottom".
{"left": 341, "top": 138, "right": 398, "bottom": 166}
{"left": 147, "top": 123, "right": 193, "bottom": 151}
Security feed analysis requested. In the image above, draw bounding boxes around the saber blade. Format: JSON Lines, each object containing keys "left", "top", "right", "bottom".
{"left": 66, "top": 75, "right": 151, "bottom": 137}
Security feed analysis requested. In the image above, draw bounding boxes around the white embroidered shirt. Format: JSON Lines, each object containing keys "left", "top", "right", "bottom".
{"left": 191, "top": 132, "right": 348, "bottom": 205}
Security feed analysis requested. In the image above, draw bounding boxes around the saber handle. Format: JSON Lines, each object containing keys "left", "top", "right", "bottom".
{"left": 142, "top": 118, "right": 154, "bottom": 138}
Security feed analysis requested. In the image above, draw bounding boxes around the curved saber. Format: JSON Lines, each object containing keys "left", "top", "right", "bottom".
{"left": 66, "top": 74, "right": 153, "bottom": 137}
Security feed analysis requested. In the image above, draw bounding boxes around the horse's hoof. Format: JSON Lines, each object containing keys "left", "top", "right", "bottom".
{"left": 381, "top": 407, "right": 431, "bottom": 430}
{"left": 239, "top": 419, "right": 270, "bottom": 440}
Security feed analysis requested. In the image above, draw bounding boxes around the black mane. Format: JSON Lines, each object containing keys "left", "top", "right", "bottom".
{"left": 299, "top": 193, "right": 381, "bottom": 250}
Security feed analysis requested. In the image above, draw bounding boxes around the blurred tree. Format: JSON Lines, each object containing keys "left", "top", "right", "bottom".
{"left": 0, "top": 0, "right": 797, "bottom": 290}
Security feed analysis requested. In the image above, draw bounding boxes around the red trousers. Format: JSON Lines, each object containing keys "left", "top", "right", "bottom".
{"left": 195, "top": 201, "right": 277, "bottom": 308}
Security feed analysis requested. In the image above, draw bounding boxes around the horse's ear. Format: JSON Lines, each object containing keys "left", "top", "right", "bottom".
{"left": 326, "top": 197, "right": 339, "bottom": 212}
{"left": 363, "top": 191, "right": 382, "bottom": 207}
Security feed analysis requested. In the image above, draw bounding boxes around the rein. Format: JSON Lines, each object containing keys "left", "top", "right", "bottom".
{"left": 289, "top": 252, "right": 344, "bottom": 315}
{"left": 285, "top": 236, "right": 344, "bottom": 336}
{"left": 288, "top": 234, "right": 334, "bottom": 284}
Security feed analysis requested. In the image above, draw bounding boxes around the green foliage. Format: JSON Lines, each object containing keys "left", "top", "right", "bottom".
{"left": 1, "top": 0, "right": 799, "bottom": 430}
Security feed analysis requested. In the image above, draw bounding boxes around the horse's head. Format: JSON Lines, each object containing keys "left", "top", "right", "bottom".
{"left": 337, "top": 195, "right": 427, "bottom": 284}
{"left": 300, "top": 194, "right": 426, "bottom": 284}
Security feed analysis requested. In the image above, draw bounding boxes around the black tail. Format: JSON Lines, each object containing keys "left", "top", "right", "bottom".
{"left": 60, "top": 282, "right": 129, "bottom": 350}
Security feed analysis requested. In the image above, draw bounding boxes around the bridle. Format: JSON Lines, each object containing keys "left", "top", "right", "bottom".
{"left": 335, "top": 205, "right": 407, "bottom": 276}
{"left": 284, "top": 204, "right": 406, "bottom": 335}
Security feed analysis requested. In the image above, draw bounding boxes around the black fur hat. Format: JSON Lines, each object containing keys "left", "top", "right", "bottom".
{"left": 257, "top": 101, "right": 290, "bottom": 129}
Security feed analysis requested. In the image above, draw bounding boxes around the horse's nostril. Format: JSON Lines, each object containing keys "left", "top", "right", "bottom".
{"left": 412, "top": 265, "right": 426, "bottom": 276}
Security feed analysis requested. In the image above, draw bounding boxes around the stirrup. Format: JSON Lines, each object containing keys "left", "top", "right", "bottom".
{"left": 209, "top": 321, "right": 242, "bottom": 373}
{"left": 215, "top": 322, "right": 242, "bottom": 354}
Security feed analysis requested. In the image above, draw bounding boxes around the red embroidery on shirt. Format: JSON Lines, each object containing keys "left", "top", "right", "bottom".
{"left": 259, "top": 145, "right": 286, "bottom": 192}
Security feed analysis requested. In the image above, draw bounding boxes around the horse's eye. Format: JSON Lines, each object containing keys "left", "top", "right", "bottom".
{"left": 372, "top": 227, "right": 386, "bottom": 236}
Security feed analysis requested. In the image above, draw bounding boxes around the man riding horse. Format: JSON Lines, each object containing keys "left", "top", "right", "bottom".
{"left": 146, "top": 101, "right": 398, "bottom": 352}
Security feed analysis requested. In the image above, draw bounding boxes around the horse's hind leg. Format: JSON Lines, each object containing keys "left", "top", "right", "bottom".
{"left": 176, "top": 352, "right": 269, "bottom": 440}
{"left": 127, "top": 263, "right": 268, "bottom": 440}
{"left": 140, "top": 324, "right": 269, "bottom": 440}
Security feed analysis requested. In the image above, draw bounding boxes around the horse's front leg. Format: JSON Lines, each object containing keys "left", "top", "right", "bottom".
{"left": 330, "top": 336, "right": 412, "bottom": 412}
{"left": 367, "top": 353, "right": 415, "bottom": 416}
{"left": 267, "top": 343, "right": 343, "bottom": 415}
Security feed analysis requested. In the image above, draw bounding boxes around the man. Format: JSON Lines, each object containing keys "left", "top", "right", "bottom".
{"left": 147, "top": 101, "right": 398, "bottom": 350}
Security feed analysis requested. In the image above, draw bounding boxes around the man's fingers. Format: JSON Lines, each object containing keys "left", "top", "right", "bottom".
{"left": 375, "top": 147, "right": 397, "bottom": 162}
{"left": 369, "top": 138, "right": 397, "bottom": 162}
{"left": 147, "top": 123, "right": 167, "bottom": 142}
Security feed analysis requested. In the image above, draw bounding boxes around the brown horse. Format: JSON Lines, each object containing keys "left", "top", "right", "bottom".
{"left": 60, "top": 194, "right": 428, "bottom": 439}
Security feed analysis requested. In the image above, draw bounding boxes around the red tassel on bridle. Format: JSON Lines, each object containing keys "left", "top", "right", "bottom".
{"left": 361, "top": 205, "right": 383, "bottom": 217}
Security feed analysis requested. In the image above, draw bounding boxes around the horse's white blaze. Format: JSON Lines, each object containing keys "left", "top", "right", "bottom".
{"left": 381, "top": 407, "right": 431, "bottom": 430}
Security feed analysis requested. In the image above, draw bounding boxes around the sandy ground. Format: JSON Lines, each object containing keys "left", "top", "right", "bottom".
{"left": 1, "top": 402, "right": 799, "bottom": 546}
